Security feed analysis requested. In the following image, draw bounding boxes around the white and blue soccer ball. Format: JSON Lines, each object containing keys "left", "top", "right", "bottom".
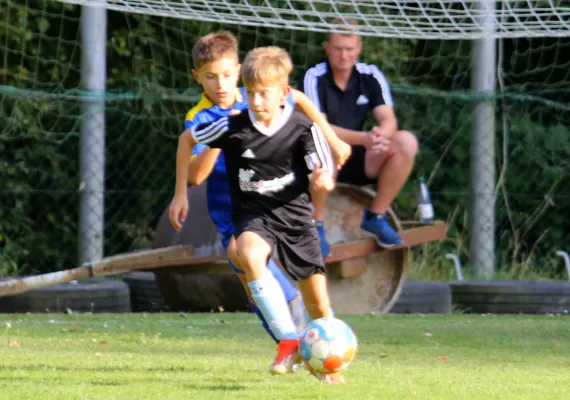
{"left": 299, "top": 317, "right": 357, "bottom": 374}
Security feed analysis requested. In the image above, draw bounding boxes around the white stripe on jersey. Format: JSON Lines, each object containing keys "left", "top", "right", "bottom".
{"left": 355, "top": 63, "right": 394, "bottom": 106}
{"left": 191, "top": 117, "right": 229, "bottom": 144}
{"left": 310, "top": 124, "right": 334, "bottom": 176}
{"left": 303, "top": 62, "right": 327, "bottom": 111}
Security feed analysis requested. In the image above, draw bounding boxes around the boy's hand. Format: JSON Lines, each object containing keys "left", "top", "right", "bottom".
{"left": 311, "top": 166, "right": 335, "bottom": 193}
{"left": 330, "top": 139, "right": 351, "bottom": 170}
{"left": 169, "top": 193, "right": 189, "bottom": 231}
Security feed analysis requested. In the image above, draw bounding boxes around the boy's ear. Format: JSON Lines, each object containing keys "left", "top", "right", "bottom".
{"left": 191, "top": 69, "right": 201, "bottom": 84}
{"left": 283, "top": 85, "right": 291, "bottom": 98}
{"left": 235, "top": 63, "right": 242, "bottom": 77}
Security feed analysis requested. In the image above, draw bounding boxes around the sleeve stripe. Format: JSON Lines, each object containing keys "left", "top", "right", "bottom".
{"left": 191, "top": 117, "right": 229, "bottom": 144}
{"left": 303, "top": 62, "right": 327, "bottom": 111}
{"left": 310, "top": 124, "right": 334, "bottom": 176}
{"left": 356, "top": 63, "right": 394, "bottom": 106}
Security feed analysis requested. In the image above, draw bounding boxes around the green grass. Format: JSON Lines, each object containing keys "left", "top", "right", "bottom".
{"left": 0, "top": 313, "right": 568, "bottom": 399}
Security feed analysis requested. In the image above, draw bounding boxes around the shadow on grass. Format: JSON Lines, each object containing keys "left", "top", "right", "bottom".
{"left": 182, "top": 384, "right": 245, "bottom": 391}
{"left": 0, "top": 363, "right": 193, "bottom": 374}
{"left": 0, "top": 376, "right": 247, "bottom": 391}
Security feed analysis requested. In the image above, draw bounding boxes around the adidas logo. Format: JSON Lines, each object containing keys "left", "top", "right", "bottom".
{"left": 356, "top": 94, "right": 369, "bottom": 105}
{"left": 242, "top": 149, "right": 256, "bottom": 158}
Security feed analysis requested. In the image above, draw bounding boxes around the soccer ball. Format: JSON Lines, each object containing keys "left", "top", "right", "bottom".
{"left": 299, "top": 317, "right": 357, "bottom": 374}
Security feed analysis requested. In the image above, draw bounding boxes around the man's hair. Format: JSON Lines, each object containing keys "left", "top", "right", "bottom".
{"left": 192, "top": 31, "right": 238, "bottom": 70}
{"left": 328, "top": 18, "right": 360, "bottom": 40}
{"left": 241, "top": 46, "right": 292, "bottom": 88}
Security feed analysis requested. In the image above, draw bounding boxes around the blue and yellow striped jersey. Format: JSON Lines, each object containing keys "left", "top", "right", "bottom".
{"left": 185, "top": 88, "right": 248, "bottom": 242}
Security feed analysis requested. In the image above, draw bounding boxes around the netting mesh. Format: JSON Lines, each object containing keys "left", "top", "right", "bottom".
{"left": 56, "top": 0, "right": 570, "bottom": 39}
{"left": 1, "top": 0, "right": 569, "bottom": 279}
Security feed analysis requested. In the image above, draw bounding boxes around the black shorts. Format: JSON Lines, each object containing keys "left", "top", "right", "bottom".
{"left": 233, "top": 217, "right": 325, "bottom": 281}
{"left": 337, "top": 145, "right": 377, "bottom": 186}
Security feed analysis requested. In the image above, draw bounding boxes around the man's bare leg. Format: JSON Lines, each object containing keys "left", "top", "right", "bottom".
{"left": 361, "top": 130, "right": 418, "bottom": 247}
{"left": 366, "top": 130, "right": 418, "bottom": 214}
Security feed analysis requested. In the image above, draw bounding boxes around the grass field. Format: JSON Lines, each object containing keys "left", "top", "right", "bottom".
{"left": 0, "top": 313, "right": 568, "bottom": 399}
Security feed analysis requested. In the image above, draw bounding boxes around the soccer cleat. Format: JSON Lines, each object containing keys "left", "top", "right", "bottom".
{"left": 360, "top": 209, "right": 403, "bottom": 248}
{"left": 288, "top": 294, "right": 308, "bottom": 335}
{"left": 270, "top": 339, "right": 301, "bottom": 375}
{"left": 307, "top": 365, "right": 346, "bottom": 384}
{"left": 314, "top": 220, "right": 331, "bottom": 257}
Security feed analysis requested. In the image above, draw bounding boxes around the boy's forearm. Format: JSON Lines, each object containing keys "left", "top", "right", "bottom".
{"left": 291, "top": 89, "right": 340, "bottom": 145}
{"left": 188, "top": 148, "right": 221, "bottom": 185}
{"left": 175, "top": 130, "right": 195, "bottom": 195}
{"left": 331, "top": 125, "right": 367, "bottom": 146}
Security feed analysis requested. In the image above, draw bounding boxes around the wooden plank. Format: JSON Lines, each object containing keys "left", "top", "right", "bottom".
{"left": 328, "top": 257, "right": 368, "bottom": 279}
{"left": 145, "top": 221, "right": 447, "bottom": 273}
{"left": 325, "top": 221, "right": 446, "bottom": 263}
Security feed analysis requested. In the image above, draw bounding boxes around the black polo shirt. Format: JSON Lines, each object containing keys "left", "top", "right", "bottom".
{"left": 297, "top": 60, "right": 393, "bottom": 131}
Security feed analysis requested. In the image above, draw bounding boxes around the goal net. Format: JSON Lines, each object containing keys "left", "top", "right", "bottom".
{"left": 58, "top": 0, "right": 570, "bottom": 39}
{"left": 1, "top": 0, "right": 569, "bottom": 278}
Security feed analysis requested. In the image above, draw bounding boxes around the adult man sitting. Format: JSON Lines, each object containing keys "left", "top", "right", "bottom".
{"left": 298, "top": 21, "right": 418, "bottom": 248}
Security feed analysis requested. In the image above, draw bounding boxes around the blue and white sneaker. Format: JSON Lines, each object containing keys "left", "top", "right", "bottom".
{"left": 360, "top": 209, "right": 403, "bottom": 248}
{"left": 314, "top": 220, "right": 331, "bottom": 257}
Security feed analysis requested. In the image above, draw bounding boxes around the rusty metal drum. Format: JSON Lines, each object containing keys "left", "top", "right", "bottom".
{"left": 323, "top": 184, "right": 407, "bottom": 314}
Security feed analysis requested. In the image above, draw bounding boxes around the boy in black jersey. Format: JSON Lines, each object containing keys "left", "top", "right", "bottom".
{"left": 169, "top": 46, "right": 340, "bottom": 381}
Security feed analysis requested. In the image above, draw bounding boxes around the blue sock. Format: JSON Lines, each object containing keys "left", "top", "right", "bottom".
{"left": 248, "top": 272, "right": 298, "bottom": 341}
{"left": 248, "top": 300, "right": 278, "bottom": 344}
{"left": 266, "top": 258, "right": 298, "bottom": 302}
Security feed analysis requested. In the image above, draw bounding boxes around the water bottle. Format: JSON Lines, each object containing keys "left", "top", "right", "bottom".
{"left": 417, "top": 176, "right": 434, "bottom": 223}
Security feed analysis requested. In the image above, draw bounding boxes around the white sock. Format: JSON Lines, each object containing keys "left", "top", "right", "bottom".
{"left": 248, "top": 271, "right": 298, "bottom": 341}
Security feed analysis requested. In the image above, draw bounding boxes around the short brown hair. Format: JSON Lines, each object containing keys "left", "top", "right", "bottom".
{"left": 191, "top": 31, "right": 238, "bottom": 70}
{"left": 328, "top": 18, "right": 359, "bottom": 40}
{"left": 241, "top": 46, "right": 292, "bottom": 88}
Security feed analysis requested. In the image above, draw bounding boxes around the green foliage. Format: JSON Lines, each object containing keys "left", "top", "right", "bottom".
{"left": 1, "top": 0, "right": 569, "bottom": 279}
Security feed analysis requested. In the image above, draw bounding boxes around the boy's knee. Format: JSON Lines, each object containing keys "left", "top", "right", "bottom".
{"left": 236, "top": 243, "right": 268, "bottom": 270}
{"left": 395, "top": 130, "right": 419, "bottom": 159}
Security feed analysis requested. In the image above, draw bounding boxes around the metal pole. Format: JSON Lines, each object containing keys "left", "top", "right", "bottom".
{"left": 79, "top": 4, "right": 107, "bottom": 264}
{"left": 470, "top": 0, "right": 496, "bottom": 279}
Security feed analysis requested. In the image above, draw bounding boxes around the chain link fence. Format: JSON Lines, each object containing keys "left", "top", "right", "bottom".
{"left": 1, "top": 1, "right": 569, "bottom": 280}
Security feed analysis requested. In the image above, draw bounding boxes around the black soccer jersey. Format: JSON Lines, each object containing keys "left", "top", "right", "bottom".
{"left": 190, "top": 104, "right": 333, "bottom": 230}
{"left": 298, "top": 60, "right": 394, "bottom": 131}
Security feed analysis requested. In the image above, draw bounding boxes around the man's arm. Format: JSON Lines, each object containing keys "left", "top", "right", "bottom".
{"left": 296, "top": 68, "right": 369, "bottom": 148}
{"left": 372, "top": 104, "right": 398, "bottom": 139}
{"left": 367, "top": 65, "right": 398, "bottom": 139}
{"left": 290, "top": 88, "right": 351, "bottom": 168}
{"left": 329, "top": 124, "right": 369, "bottom": 146}
{"left": 334, "top": 65, "right": 398, "bottom": 148}
{"left": 326, "top": 106, "right": 397, "bottom": 150}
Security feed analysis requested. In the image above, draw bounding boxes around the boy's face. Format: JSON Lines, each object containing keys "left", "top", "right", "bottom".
{"left": 245, "top": 83, "right": 290, "bottom": 123}
{"left": 192, "top": 57, "right": 240, "bottom": 109}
